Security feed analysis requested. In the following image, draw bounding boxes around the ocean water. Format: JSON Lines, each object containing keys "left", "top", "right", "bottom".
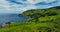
{"left": 0, "top": 14, "right": 26, "bottom": 24}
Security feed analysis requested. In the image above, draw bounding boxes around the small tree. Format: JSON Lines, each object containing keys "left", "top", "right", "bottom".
{"left": 5, "top": 22, "right": 11, "bottom": 24}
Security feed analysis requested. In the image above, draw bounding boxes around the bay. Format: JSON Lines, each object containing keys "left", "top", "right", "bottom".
{"left": 0, "top": 14, "right": 26, "bottom": 24}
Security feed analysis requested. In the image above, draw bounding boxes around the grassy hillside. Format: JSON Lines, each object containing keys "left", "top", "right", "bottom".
{"left": 0, "top": 6, "right": 60, "bottom": 32}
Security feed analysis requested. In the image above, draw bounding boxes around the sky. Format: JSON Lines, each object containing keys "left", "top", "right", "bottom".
{"left": 0, "top": 0, "right": 60, "bottom": 14}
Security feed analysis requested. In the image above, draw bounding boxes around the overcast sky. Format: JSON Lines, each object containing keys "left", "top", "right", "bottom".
{"left": 0, "top": 0, "right": 60, "bottom": 14}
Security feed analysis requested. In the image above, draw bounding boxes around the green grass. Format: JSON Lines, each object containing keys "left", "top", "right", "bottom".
{"left": 0, "top": 15, "right": 60, "bottom": 32}
{"left": 0, "top": 23, "right": 55, "bottom": 32}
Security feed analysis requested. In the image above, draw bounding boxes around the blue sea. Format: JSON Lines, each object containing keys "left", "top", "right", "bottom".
{"left": 0, "top": 14, "right": 26, "bottom": 24}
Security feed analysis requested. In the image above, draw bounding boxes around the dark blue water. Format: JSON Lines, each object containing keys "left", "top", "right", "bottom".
{"left": 0, "top": 14, "right": 26, "bottom": 24}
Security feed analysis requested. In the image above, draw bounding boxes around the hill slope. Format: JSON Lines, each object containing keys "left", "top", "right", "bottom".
{"left": 0, "top": 6, "right": 60, "bottom": 32}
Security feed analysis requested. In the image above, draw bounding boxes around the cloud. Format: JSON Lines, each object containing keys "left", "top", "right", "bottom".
{"left": 0, "top": 0, "right": 11, "bottom": 13}
{"left": 0, "top": 0, "right": 60, "bottom": 13}
{"left": 0, "top": 0, "right": 24, "bottom": 13}
{"left": 27, "top": 0, "right": 56, "bottom": 4}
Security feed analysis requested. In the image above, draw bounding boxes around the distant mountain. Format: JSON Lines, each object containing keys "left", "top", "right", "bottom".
{"left": 20, "top": 6, "right": 60, "bottom": 17}
{"left": 49, "top": 6, "right": 60, "bottom": 9}
{"left": 54, "top": 6, "right": 60, "bottom": 9}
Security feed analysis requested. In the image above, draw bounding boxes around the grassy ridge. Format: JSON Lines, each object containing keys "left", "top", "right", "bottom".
{"left": 0, "top": 6, "right": 60, "bottom": 32}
